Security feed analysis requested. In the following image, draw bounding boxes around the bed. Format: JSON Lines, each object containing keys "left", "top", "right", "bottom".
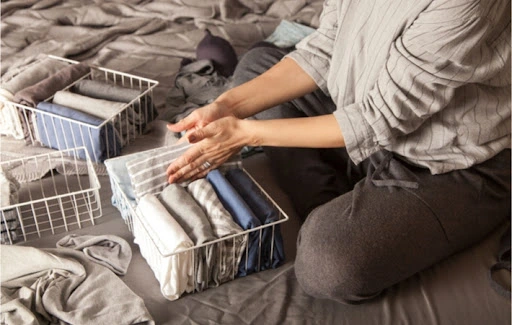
{"left": 1, "top": 1, "right": 510, "bottom": 324}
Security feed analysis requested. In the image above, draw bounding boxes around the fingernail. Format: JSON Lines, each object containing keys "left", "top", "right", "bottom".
{"left": 188, "top": 135, "right": 196, "bottom": 143}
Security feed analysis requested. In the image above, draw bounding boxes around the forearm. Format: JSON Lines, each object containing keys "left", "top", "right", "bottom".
{"left": 242, "top": 114, "right": 345, "bottom": 148}
{"left": 216, "top": 57, "right": 318, "bottom": 119}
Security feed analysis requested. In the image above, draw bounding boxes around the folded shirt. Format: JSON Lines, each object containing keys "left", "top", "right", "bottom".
{"left": 187, "top": 178, "right": 247, "bottom": 285}
{"left": 225, "top": 168, "right": 285, "bottom": 270}
{"left": 72, "top": 79, "right": 158, "bottom": 126}
{"left": 135, "top": 194, "right": 194, "bottom": 301}
{"left": 35, "top": 101, "right": 121, "bottom": 163}
{"left": 125, "top": 143, "right": 191, "bottom": 199}
{"left": 206, "top": 169, "right": 262, "bottom": 277}
{"left": 158, "top": 184, "right": 216, "bottom": 291}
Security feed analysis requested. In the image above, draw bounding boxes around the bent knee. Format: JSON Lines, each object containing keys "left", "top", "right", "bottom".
{"left": 294, "top": 204, "right": 382, "bottom": 303}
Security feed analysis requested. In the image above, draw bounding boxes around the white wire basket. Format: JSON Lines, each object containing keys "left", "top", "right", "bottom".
{"left": 0, "top": 147, "right": 102, "bottom": 244}
{"left": 1, "top": 55, "right": 159, "bottom": 163}
{"left": 108, "top": 163, "right": 289, "bottom": 300}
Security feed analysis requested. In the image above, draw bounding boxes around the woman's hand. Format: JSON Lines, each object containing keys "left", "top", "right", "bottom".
{"left": 166, "top": 101, "right": 231, "bottom": 136}
{"left": 166, "top": 116, "right": 251, "bottom": 184}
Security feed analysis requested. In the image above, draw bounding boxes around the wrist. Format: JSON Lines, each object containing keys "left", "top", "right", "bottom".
{"left": 239, "top": 119, "right": 261, "bottom": 147}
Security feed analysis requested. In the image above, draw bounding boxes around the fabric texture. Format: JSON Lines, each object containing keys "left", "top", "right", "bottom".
{"left": 158, "top": 184, "right": 216, "bottom": 291}
{"left": 56, "top": 234, "right": 133, "bottom": 275}
{"left": 206, "top": 169, "right": 263, "bottom": 276}
{"left": 286, "top": 0, "right": 511, "bottom": 174}
{"left": 225, "top": 168, "right": 285, "bottom": 270}
{"left": 135, "top": 194, "right": 194, "bottom": 301}
{"left": 187, "top": 178, "right": 247, "bottom": 285}
{"left": 35, "top": 101, "right": 121, "bottom": 163}
{"left": 0, "top": 245, "right": 154, "bottom": 325}
{"left": 126, "top": 143, "right": 191, "bottom": 199}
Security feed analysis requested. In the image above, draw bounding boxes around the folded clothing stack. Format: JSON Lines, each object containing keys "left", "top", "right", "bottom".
{"left": 106, "top": 144, "right": 285, "bottom": 300}
{"left": 2, "top": 57, "right": 157, "bottom": 163}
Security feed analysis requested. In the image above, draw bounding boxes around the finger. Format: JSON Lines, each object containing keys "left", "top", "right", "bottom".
{"left": 167, "top": 114, "right": 197, "bottom": 133}
{"left": 166, "top": 146, "right": 202, "bottom": 178}
{"left": 187, "top": 122, "right": 216, "bottom": 143}
{"left": 173, "top": 158, "right": 215, "bottom": 184}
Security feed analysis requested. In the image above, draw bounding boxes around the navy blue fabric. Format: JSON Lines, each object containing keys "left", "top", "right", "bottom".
{"left": 225, "top": 168, "right": 285, "bottom": 270}
{"left": 206, "top": 169, "right": 261, "bottom": 276}
{"left": 36, "top": 101, "right": 121, "bottom": 162}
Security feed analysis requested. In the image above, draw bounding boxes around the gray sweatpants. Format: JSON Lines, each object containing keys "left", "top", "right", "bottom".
{"left": 233, "top": 46, "right": 511, "bottom": 303}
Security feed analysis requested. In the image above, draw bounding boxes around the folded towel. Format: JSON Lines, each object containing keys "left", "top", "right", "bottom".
{"left": 36, "top": 101, "right": 121, "bottom": 163}
{"left": 13, "top": 62, "right": 90, "bottom": 107}
{"left": 56, "top": 234, "right": 133, "bottom": 275}
{"left": 159, "top": 184, "right": 216, "bottom": 291}
{"left": 225, "top": 168, "right": 285, "bottom": 270}
{"left": 206, "top": 169, "right": 262, "bottom": 276}
{"left": 135, "top": 194, "right": 194, "bottom": 300}
{"left": 126, "top": 143, "right": 191, "bottom": 199}
{"left": 187, "top": 178, "right": 247, "bottom": 285}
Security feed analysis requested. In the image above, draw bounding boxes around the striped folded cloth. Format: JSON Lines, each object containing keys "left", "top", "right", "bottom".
{"left": 125, "top": 143, "right": 191, "bottom": 200}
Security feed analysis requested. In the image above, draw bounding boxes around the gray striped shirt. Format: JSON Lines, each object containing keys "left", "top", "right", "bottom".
{"left": 287, "top": 0, "right": 511, "bottom": 174}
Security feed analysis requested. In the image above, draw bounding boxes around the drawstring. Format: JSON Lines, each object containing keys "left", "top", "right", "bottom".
{"left": 370, "top": 152, "right": 419, "bottom": 189}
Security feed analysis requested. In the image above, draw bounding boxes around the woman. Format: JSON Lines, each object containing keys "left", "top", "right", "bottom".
{"left": 166, "top": 0, "right": 511, "bottom": 303}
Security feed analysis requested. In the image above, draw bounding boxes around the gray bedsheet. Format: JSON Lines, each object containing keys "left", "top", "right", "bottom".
{"left": 2, "top": 0, "right": 510, "bottom": 324}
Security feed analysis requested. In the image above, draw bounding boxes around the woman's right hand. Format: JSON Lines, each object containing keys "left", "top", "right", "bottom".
{"left": 166, "top": 101, "right": 231, "bottom": 138}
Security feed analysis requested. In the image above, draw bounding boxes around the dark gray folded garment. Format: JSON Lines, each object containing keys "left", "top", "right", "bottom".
{"left": 56, "top": 234, "right": 132, "bottom": 275}
{"left": 72, "top": 79, "right": 158, "bottom": 125}
{"left": 13, "top": 62, "right": 90, "bottom": 107}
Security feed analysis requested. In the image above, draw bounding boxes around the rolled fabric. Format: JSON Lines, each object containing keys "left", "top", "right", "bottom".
{"left": 35, "top": 101, "right": 121, "bottom": 163}
{"left": 135, "top": 194, "right": 194, "bottom": 301}
{"left": 187, "top": 178, "right": 247, "bottom": 285}
{"left": 72, "top": 79, "right": 158, "bottom": 125}
{"left": 13, "top": 62, "right": 90, "bottom": 107}
{"left": 225, "top": 168, "right": 285, "bottom": 270}
{"left": 125, "top": 143, "right": 191, "bottom": 199}
{"left": 206, "top": 169, "right": 262, "bottom": 277}
{"left": 159, "top": 184, "right": 216, "bottom": 291}
{"left": 52, "top": 90, "right": 126, "bottom": 120}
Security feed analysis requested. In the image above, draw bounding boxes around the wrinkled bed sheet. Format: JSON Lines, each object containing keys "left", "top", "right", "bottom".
{"left": 2, "top": 0, "right": 510, "bottom": 324}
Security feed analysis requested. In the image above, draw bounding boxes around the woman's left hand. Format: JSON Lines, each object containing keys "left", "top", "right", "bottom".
{"left": 166, "top": 116, "right": 251, "bottom": 184}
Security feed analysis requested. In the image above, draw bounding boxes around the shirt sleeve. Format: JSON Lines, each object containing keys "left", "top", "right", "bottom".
{"left": 334, "top": 0, "right": 511, "bottom": 164}
{"left": 285, "top": 0, "right": 338, "bottom": 94}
